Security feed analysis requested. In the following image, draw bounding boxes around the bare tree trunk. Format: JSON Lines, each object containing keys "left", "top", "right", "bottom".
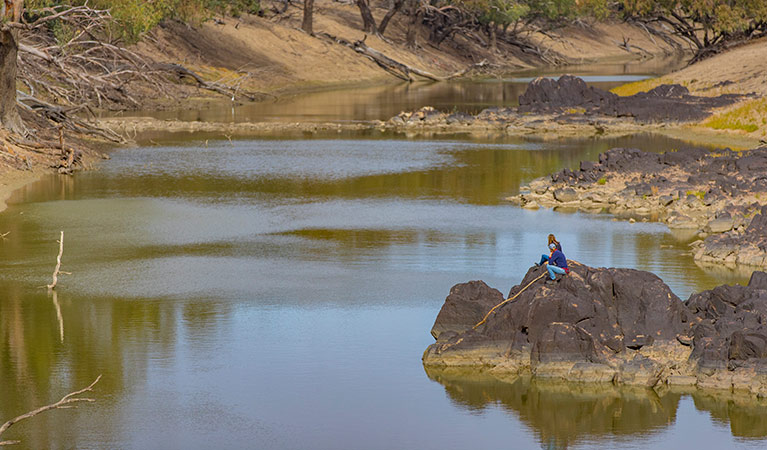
{"left": 487, "top": 22, "right": 497, "bottom": 52}
{"left": 0, "top": 30, "right": 22, "bottom": 134}
{"left": 1, "top": 0, "right": 24, "bottom": 135}
{"left": 355, "top": 0, "right": 378, "bottom": 35}
{"left": 378, "top": 0, "right": 404, "bottom": 36}
{"left": 405, "top": 0, "right": 421, "bottom": 49}
{"left": 302, "top": 0, "right": 314, "bottom": 34}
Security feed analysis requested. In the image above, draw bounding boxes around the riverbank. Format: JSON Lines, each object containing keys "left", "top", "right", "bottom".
{"left": 611, "top": 37, "right": 767, "bottom": 142}
{"left": 2, "top": 6, "right": 692, "bottom": 181}
{"left": 131, "top": 6, "right": 688, "bottom": 110}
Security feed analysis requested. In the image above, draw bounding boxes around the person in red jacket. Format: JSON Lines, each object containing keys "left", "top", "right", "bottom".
{"left": 545, "top": 242, "right": 569, "bottom": 284}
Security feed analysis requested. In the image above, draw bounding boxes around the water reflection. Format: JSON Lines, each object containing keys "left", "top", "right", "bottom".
{"left": 109, "top": 57, "right": 687, "bottom": 124}
{"left": 0, "top": 132, "right": 762, "bottom": 448}
{"left": 425, "top": 367, "right": 767, "bottom": 448}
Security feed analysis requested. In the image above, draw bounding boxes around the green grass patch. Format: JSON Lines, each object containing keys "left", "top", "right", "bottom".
{"left": 610, "top": 78, "right": 668, "bottom": 97}
{"left": 686, "top": 190, "right": 705, "bottom": 200}
{"left": 703, "top": 98, "right": 767, "bottom": 134}
{"left": 597, "top": 177, "right": 606, "bottom": 185}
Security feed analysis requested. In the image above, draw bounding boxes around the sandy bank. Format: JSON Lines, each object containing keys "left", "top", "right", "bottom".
{"left": 0, "top": 169, "right": 46, "bottom": 214}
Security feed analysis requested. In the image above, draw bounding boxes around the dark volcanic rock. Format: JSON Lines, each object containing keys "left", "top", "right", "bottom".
{"left": 532, "top": 322, "right": 600, "bottom": 363}
{"left": 518, "top": 75, "right": 617, "bottom": 112}
{"left": 425, "top": 266, "right": 767, "bottom": 394}
{"left": 696, "top": 205, "right": 767, "bottom": 267}
{"left": 518, "top": 144, "right": 767, "bottom": 267}
{"left": 685, "top": 272, "right": 767, "bottom": 370}
{"left": 517, "top": 75, "right": 745, "bottom": 123}
{"left": 430, "top": 280, "right": 504, "bottom": 339}
{"left": 425, "top": 264, "right": 687, "bottom": 369}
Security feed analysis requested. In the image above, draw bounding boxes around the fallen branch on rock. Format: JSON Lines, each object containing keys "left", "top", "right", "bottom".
{"left": 0, "top": 375, "right": 101, "bottom": 446}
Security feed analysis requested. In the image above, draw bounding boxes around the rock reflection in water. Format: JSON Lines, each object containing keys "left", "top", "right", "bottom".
{"left": 425, "top": 367, "right": 767, "bottom": 448}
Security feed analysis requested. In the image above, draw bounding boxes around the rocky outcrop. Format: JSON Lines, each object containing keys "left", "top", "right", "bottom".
{"left": 512, "top": 145, "right": 767, "bottom": 267}
{"left": 517, "top": 75, "right": 618, "bottom": 112}
{"left": 423, "top": 265, "right": 767, "bottom": 396}
{"left": 519, "top": 76, "right": 745, "bottom": 122}
{"left": 694, "top": 205, "right": 767, "bottom": 267}
{"left": 386, "top": 75, "right": 747, "bottom": 132}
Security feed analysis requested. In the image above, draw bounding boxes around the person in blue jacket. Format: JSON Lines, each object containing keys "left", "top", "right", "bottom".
{"left": 545, "top": 242, "right": 569, "bottom": 284}
{"left": 537, "top": 234, "right": 562, "bottom": 266}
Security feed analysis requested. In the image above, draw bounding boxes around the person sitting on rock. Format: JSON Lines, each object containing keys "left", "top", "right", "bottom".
{"left": 536, "top": 234, "right": 562, "bottom": 266}
{"left": 545, "top": 243, "right": 569, "bottom": 284}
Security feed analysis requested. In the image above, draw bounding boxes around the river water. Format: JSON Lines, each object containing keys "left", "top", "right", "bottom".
{"left": 2, "top": 68, "right": 767, "bottom": 449}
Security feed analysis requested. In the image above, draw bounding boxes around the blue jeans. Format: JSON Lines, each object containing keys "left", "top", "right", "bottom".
{"left": 547, "top": 264, "right": 566, "bottom": 280}
{"left": 539, "top": 254, "right": 549, "bottom": 265}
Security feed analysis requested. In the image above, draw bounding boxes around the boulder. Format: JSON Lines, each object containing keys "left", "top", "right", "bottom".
{"left": 685, "top": 274, "right": 767, "bottom": 370}
{"left": 553, "top": 188, "right": 579, "bottom": 203}
{"left": 705, "top": 214, "right": 734, "bottom": 233}
{"left": 430, "top": 280, "right": 504, "bottom": 340}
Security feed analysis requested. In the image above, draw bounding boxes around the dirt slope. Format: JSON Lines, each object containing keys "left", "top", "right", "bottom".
{"left": 611, "top": 37, "right": 767, "bottom": 142}
{"left": 132, "top": 1, "right": 686, "bottom": 106}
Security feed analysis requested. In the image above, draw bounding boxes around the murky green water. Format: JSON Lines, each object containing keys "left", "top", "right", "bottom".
{"left": 1, "top": 131, "right": 764, "bottom": 449}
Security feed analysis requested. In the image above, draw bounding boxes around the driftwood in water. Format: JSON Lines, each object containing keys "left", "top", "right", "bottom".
{"left": 0, "top": 375, "right": 101, "bottom": 446}
{"left": 47, "top": 231, "right": 65, "bottom": 291}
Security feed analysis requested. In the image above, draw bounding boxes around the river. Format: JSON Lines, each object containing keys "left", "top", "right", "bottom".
{"left": 1, "top": 66, "right": 766, "bottom": 449}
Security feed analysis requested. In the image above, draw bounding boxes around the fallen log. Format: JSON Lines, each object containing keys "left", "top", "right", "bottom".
{"left": 153, "top": 63, "right": 274, "bottom": 101}
{"left": 318, "top": 32, "right": 443, "bottom": 82}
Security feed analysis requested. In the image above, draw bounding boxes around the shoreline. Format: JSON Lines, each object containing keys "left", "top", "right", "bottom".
{"left": 0, "top": 169, "right": 47, "bottom": 215}
{"left": 510, "top": 145, "right": 767, "bottom": 268}
{"left": 98, "top": 114, "right": 763, "bottom": 149}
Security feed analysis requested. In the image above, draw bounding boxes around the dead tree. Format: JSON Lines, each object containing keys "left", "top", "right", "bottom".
{"left": 47, "top": 231, "right": 65, "bottom": 291}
